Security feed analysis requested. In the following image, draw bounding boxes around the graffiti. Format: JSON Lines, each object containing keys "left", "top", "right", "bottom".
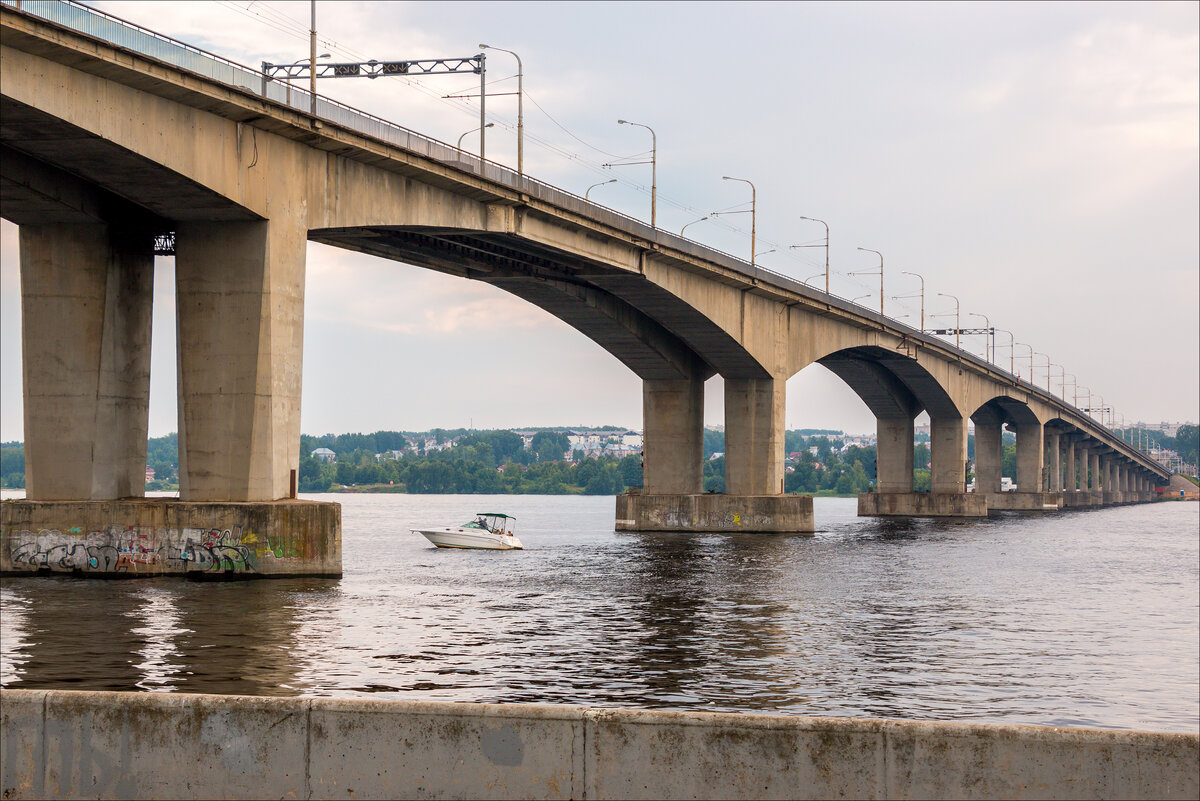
{"left": 4, "top": 524, "right": 303, "bottom": 576}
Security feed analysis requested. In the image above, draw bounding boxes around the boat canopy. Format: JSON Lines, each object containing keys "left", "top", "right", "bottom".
{"left": 477, "top": 512, "right": 515, "bottom": 519}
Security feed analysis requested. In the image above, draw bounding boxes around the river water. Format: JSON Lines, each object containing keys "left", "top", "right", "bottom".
{"left": 1, "top": 493, "right": 1197, "bottom": 733}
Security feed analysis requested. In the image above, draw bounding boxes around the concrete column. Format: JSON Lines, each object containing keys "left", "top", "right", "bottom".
{"left": 973, "top": 418, "right": 1002, "bottom": 494}
{"left": 875, "top": 416, "right": 914, "bottom": 493}
{"left": 175, "top": 219, "right": 306, "bottom": 502}
{"left": 642, "top": 379, "right": 704, "bottom": 494}
{"left": 19, "top": 223, "right": 153, "bottom": 500}
{"left": 1089, "top": 451, "right": 1101, "bottom": 492}
{"left": 1065, "top": 439, "right": 1077, "bottom": 491}
{"left": 930, "top": 415, "right": 968, "bottom": 493}
{"left": 723, "top": 377, "right": 785, "bottom": 495}
{"left": 1015, "top": 420, "right": 1045, "bottom": 492}
{"left": 1076, "top": 444, "right": 1089, "bottom": 491}
{"left": 1047, "top": 432, "right": 1062, "bottom": 492}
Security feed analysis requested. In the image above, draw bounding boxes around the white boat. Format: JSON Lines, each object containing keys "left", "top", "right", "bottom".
{"left": 414, "top": 512, "right": 524, "bottom": 550}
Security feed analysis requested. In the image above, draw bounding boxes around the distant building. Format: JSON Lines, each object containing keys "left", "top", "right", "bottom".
{"left": 144, "top": 467, "right": 155, "bottom": 481}
{"left": 311, "top": 448, "right": 336, "bottom": 463}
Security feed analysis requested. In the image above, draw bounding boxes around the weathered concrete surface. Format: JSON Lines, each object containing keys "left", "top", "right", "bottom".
{"left": 858, "top": 492, "right": 988, "bottom": 518}
{"left": 616, "top": 494, "right": 814, "bottom": 533}
{"left": 0, "top": 499, "right": 340, "bottom": 577}
{"left": 2, "top": 690, "right": 1196, "bottom": 800}
{"left": 987, "top": 492, "right": 1062, "bottom": 512}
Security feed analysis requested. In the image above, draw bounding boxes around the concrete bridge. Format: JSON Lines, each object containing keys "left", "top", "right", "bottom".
{"left": 0, "top": 1, "right": 1169, "bottom": 576}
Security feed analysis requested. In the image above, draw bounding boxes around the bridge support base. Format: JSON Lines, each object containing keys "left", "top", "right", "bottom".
{"left": 616, "top": 494, "right": 813, "bottom": 533}
{"left": 858, "top": 492, "right": 987, "bottom": 518}
{"left": 987, "top": 492, "right": 1062, "bottom": 512}
{"left": 1, "top": 499, "right": 341, "bottom": 578}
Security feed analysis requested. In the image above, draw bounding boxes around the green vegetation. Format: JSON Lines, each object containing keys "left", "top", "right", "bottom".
{"left": 1, "top": 442, "right": 25, "bottom": 489}
{"left": 8, "top": 422, "right": 1187, "bottom": 497}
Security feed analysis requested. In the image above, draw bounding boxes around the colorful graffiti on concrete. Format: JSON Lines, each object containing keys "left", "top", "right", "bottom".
{"left": 7, "top": 524, "right": 303, "bottom": 575}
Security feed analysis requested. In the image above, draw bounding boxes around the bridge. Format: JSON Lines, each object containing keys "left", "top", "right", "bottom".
{"left": 0, "top": 1, "right": 1169, "bottom": 577}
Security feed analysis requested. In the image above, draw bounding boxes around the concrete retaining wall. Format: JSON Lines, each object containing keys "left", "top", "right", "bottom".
{"left": 2, "top": 690, "right": 1195, "bottom": 800}
{"left": 616, "top": 494, "right": 814, "bottom": 533}
{"left": 986, "top": 492, "right": 1062, "bottom": 511}
{"left": 1, "top": 499, "right": 341, "bottom": 578}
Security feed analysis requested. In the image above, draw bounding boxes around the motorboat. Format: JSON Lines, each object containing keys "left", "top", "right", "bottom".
{"left": 414, "top": 512, "right": 523, "bottom": 550}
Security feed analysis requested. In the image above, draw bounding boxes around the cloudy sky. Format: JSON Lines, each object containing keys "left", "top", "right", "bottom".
{"left": 1, "top": 0, "right": 1197, "bottom": 440}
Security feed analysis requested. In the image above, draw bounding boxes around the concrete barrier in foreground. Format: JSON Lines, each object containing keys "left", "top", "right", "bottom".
{"left": 2, "top": 690, "right": 1196, "bottom": 800}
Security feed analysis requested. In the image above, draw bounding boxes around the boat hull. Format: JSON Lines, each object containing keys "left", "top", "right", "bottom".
{"left": 417, "top": 528, "right": 523, "bottom": 550}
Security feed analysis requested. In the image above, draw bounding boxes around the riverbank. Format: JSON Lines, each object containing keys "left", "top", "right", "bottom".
{"left": 2, "top": 689, "right": 1195, "bottom": 800}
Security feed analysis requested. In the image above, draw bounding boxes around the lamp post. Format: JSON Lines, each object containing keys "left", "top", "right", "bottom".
{"left": 891, "top": 271, "right": 925, "bottom": 331}
{"left": 937, "top": 293, "right": 960, "bottom": 349}
{"left": 1065, "top": 373, "right": 1077, "bottom": 407}
{"left": 1015, "top": 342, "right": 1034, "bottom": 381}
{"left": 1079, "top": 386, "right": 1091, "bottom": 418}
{"left": 968, "top": 312, "right": 991, "bottom": 363}
{"left": 1034, "top": 352, "right": 1051, "bottom": 391}
{"left": 309, "top": 0, "right": 317, "bottom": 114}
{"left": 680, "top": 216, "right": 708, "bottom": 237}
{"left": 756, "top": 249, "right": 776, "bottom": 260}
{"left": 478, "top": 44, "right": 523, "bottom": 174}
{"left": 851, "top": 294, "right": 871, "bottom": 305}
{"left": 585, "top": 178, "right": 616, "bottom": 200}
{"left": 803, "top": 272, "right": 825, "bottom": 287}
{"left": 854, "top": 248, "right": 884, "bottom": 317}
{"left": 790, "top": 216, "right": 829, "bottom": 294}
{"left": 615, "top": 120, "right": 657, "bottom": 227}
{"left": 1050, "top": 363, "right": 1064, "bottom": 397}
{"left": 994, "top": 328, "right": 1016, "bottom": 374}
{"left": 458, "top": 122, "right": 494, "bottom": 150}
{"left": 722, "top": 176, "right": 756, "bottom": 268}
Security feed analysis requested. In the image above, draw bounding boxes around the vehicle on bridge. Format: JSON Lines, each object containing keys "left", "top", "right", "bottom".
{"left": 415, "top": 513, "right": 524, "bottom": 550}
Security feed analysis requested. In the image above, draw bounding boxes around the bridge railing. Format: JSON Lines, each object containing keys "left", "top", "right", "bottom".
{"left": 1, "top": 1, "right": 1164, "bottom": 473}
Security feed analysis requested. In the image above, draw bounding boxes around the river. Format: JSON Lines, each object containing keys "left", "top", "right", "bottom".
{"left": 1, "top": 493, "right": 1197, "bottom": 733}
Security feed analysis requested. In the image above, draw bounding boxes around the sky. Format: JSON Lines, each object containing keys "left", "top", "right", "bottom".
{"left": 1, "top": 0, "right": 1197, "bottom": 440}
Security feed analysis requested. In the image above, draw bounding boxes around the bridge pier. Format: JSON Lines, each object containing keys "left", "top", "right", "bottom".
{"left": 17, "top": 223, "right": 154, "bottom": 500}
{"left": 2, "top": 219, "right": 341, "bottom": 579}
{"left": 860, "top": 414, "right": 986, "bottom": 518}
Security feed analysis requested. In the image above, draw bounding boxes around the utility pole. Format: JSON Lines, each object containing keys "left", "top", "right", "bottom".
{"left": 309, "top": 0, "right": 317, "bottom": 116}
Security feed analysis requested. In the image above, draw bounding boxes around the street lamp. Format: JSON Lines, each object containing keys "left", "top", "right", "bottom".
{"left": 1065, "top": 373, "right": 1077, "bottom": 406}
{"left": 968, "top": 312, "right": 991, "bottom": 363}
{"left": 1034, "top": 352, "right": 1051, "bottom": 391}
{"left": 851, "top": 293, "right": 871, "bottom": 305}
{"left": 612, "top": 120, "right": 657, "bottom": 227}
{"left": 722, "top": 176, "right": 756, "bottom": 268}
{"left": 853, "top": 248, "right": 884, "bottom": 317}
{"left": 790, "top": 216, "right": 829, "bottom": 294}
{"left": 585, "top": 178, "right": 616, "bottom": 201}
{"left": 1015, "top": 342, "right": 1034, "bottom": 381}
{"left": 680, "top": 216, "right": 709, "bottom": 237}
{"left": 1050, "top": 363, "right": 1065, "bottom": 397}
{"left": 936, "top": 292, "right": 960, "bottom": 349}
{"left": 478, "top": 44, "right": 523, "bottom": 174}
{"left": 995, "top": 328, "right": 1016, "bottom": 374}
{"left": 458, "top": 122, "right": 494, "bottom": 150}
{"left": 891, "top": 271, "right": 925, "bottom": 331}
{"left": 755, "top": 249, "right": 776, "bottom": 260}
{"left": 1079, "top": 386, "right": 1091, "bottom": 417}
{"left": 803, "top": 272, "right": 825, "bottom": 287}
